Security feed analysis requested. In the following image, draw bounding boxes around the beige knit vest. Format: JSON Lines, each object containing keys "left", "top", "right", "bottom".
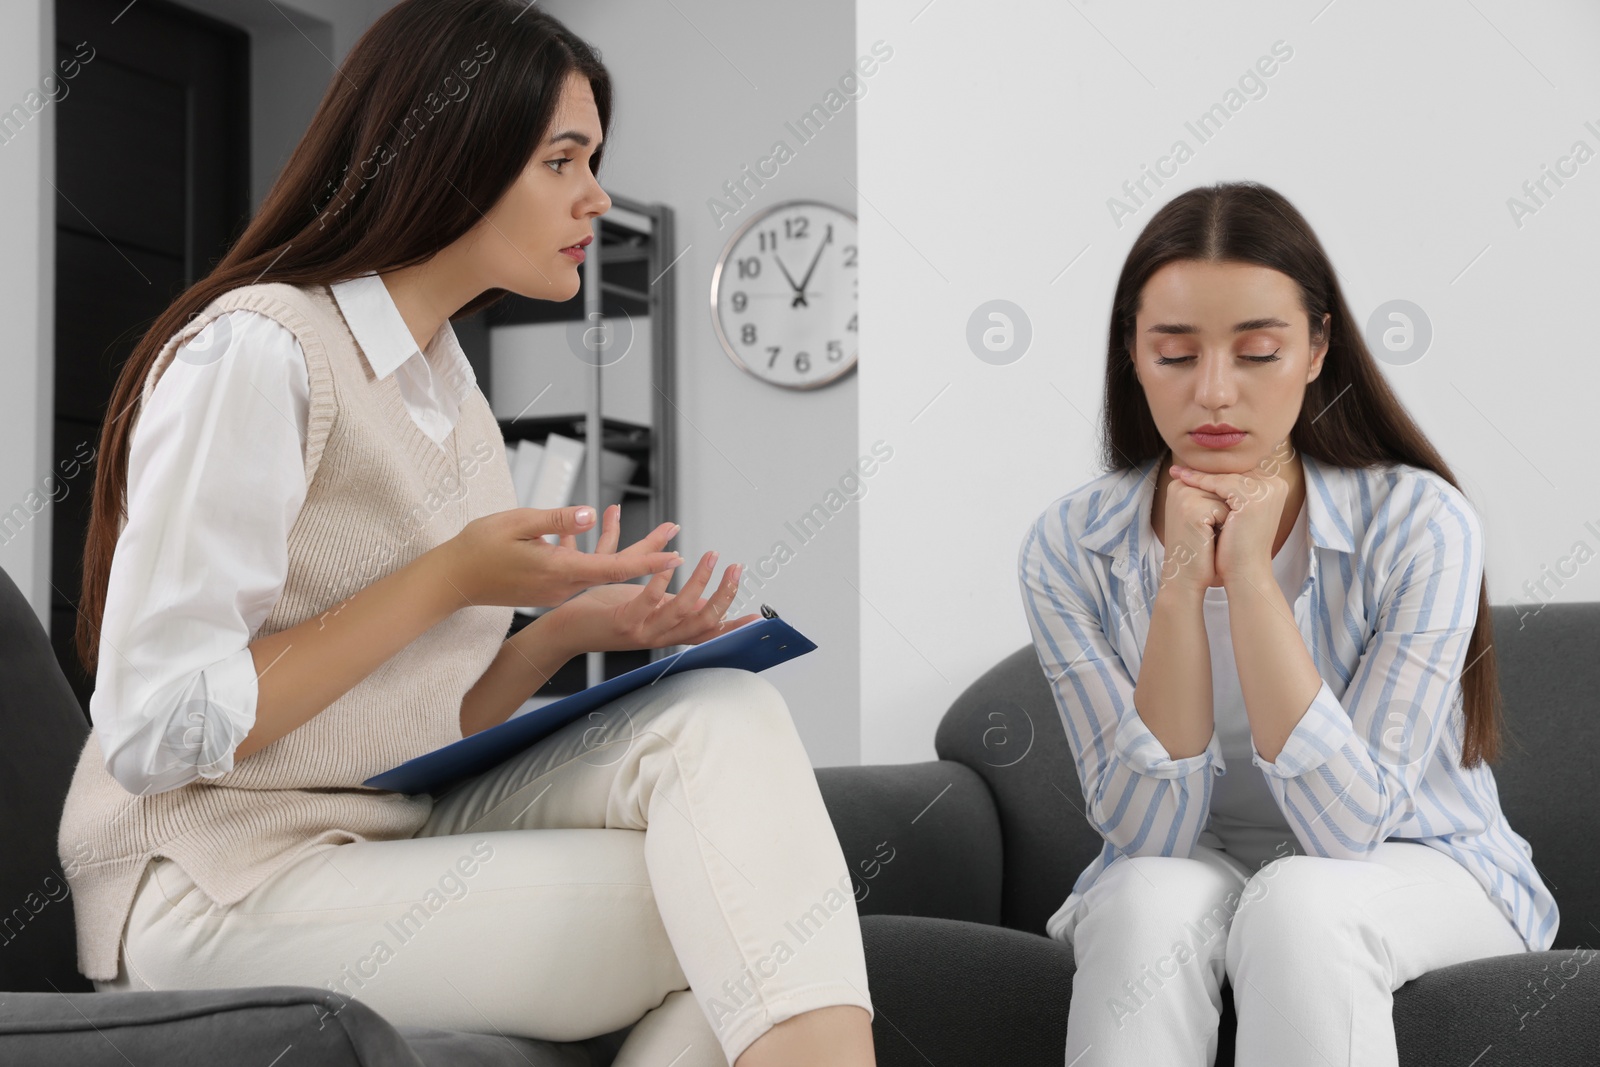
{"left": 56, "top": 281, "right": 517, "bottom": 980}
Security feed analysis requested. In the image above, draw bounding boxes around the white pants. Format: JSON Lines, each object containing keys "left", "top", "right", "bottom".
{"left": 95, "top": 667, "right": 874, "bottom": 1066}
{"left": 1053, "top": 839, "right": 1528, "bottom": 1067}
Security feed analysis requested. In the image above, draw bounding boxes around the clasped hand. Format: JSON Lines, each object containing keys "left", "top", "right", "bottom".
{"left": 1163, "top": 461, "right": 1290, "bottom": 590}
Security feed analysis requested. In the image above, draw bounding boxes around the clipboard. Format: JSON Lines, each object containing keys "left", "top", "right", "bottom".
{"left": 362, "top": 604, "right": 816, "bottom": 797}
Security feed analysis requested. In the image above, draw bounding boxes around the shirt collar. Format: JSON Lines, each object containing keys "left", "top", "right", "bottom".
{"left": 329, "top": 271, "right": 477, "bottom": 392}
{"left": 1076, "top": 448, "right": 1358, "bottom": 560}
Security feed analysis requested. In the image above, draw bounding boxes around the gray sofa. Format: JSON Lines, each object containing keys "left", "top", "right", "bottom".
{"left": 4, "top": 556, "right": 1597, "bottom": 1064}
{"left": 820, "top": 599, "right": 1600, "bottom": 1066}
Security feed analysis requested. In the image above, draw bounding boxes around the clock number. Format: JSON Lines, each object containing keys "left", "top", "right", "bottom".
{"left": 714, "top": 203, "right": 857, "bottom": 388}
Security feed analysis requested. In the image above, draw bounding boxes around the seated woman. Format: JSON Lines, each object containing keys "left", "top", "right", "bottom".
{"left": 1017, "top": 180, "right": 1557, "bottom": 1067}
{"left": 56, "top": 3, "right": 874, "bottom": 1065}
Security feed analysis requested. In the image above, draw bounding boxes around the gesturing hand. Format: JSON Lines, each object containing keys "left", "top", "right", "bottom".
{"left": 549, "top": 504, "right": 763, "bottom": 652}
{"left": 439, "top": 505, "right": 682, "bottom": 610}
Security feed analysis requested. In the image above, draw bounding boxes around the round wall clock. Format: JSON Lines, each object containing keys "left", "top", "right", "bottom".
{"left": 710, "top": 199, "right": 858, "bottom": 390}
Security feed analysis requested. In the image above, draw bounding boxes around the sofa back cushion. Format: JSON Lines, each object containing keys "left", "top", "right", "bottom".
{"left": 0, "top": 565, "right": 94, "bottom": 991}
{"left": 1486, "top": 601, "right": 1600, "bottom": 948}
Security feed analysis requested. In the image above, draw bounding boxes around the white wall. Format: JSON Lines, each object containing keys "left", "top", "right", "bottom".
{"left": 0, "top": 0, "right": 55, "bottom": 618}
{"left": 858, "top": 0, "right": 1600, "bottom": 763}
{"left": 545, "top": 0, "right": 864, "bottom": 766}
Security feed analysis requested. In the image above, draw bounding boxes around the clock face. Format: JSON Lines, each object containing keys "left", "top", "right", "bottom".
{"left": 710, "top": 200, "right": 858, "bottom": 390}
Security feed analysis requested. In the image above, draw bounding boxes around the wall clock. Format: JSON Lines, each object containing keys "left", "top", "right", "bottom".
{"left": 709, "top": 199, "right": 857, "bottom": 390}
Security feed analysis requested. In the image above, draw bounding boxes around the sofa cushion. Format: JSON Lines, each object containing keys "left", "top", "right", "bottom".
{"left": 859, "top": 913, "right": 1074, "bottom": 1067}
{"left": 1393, "top": 948, "right": 1600, "bottom": 1066}
{"left": 1479, "top": 602, "right": 1600, "bottom": 947}
{"left": 0, "top": 985, "right": 631, "bottom": 1067}
{"left": 858, "top": 914, "right": 1600, "bottom": 1067}
{"left": 0, "top": 986, "right": 428, "bottom": 1066}
{"left": 393, "top": 1022, "right": 627, "bottom": 1067}
{"left": 0, "top": 566, "right": 94, "bottom": 992}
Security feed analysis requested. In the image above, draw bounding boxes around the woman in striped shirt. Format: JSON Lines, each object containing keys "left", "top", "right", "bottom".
{"left": 1017, "top": 181, "right": 1557, "bottom": 1066}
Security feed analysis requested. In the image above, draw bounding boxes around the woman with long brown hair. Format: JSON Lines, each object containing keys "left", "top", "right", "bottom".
{"left": 1018, "top": 181, "right": 1556, "bottom": 1065}
{"left": 56, "top": 3, "right": 874, "bottom": 1064}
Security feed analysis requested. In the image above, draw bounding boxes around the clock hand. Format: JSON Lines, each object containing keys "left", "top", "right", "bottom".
{"left": 773, "top": 254, "right": 803, "bottom": 293}
{"left": 773, "top": 253, "right": 814, "bottom": 309}
{"left": 792, "top": 231, "right": 833, "bottom": 308}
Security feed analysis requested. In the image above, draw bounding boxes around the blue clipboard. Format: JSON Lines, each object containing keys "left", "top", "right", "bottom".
{"left": 362, "top": 605, "right": 815, "bottom": 797}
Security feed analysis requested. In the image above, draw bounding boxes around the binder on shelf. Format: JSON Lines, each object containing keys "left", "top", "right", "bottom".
{"left": 529, "top": 433, "right": 586, "bottom": 541}
{"left": 510, "top": 432, "right": 583, "bottom": 617}
{"left": 363, "top": 605, "right": 814, "bottom": 797}
{"left": 509, "top": 439, "right": 545, "bottom": 509}
{"left": 577, "top": 446, "right": 640, "bottom": 523}
{"left": 501, "top": 420, "right": 650, "bottom": 618}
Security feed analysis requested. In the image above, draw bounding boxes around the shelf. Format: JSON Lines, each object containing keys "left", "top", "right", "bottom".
{"left": 600, "top": 281, "right": 650, "bottom": 303}
{"left": 498, "top": 414, "right": 654, "bottom": 455}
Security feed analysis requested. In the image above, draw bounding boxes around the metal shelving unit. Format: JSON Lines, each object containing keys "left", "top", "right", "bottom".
{"left": 492, "top": 194, "right": 678, "bottom": 694}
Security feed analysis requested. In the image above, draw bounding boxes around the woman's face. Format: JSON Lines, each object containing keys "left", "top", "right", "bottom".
{"left": 476, "top": 70, "right": 611, "bottom": 302}
{"left": 1130, "top": 259, "right": 1328, "bottom": 475}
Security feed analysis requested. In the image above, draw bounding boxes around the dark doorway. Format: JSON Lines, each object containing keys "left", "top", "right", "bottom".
{"left": 53, "top": 0, "right": 250, "bottom": 715}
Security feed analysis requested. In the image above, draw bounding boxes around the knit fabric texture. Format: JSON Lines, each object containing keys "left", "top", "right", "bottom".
{"left": 57, "top": 281, "right": 516, "bottom": 980}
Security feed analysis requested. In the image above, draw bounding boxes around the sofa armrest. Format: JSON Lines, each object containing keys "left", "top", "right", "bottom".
{"left": 814, "top": 760, "right": 1002, "bottom": 925}
{"left": 1393, "top": 949, "right": 1600, "bottom": 1066}
{"left": 0, "top": 986, "right": 425, "bottom": 1067}
{"left": 859, "top": 914, "right": 1073, "bottom": 1067}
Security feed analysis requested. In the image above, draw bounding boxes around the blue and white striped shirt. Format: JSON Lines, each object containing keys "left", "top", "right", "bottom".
{"left": 1017, "top": 452, "right": 1558, "bottom": 952}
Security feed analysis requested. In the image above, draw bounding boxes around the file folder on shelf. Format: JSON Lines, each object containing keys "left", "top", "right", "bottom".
{"left": 362, "top": 605, "right": 815, "bottom": 797}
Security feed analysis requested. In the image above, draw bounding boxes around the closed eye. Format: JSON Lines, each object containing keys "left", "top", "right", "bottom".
{"left": 1154, "top": 351, "right": 1281, "bottom": 366}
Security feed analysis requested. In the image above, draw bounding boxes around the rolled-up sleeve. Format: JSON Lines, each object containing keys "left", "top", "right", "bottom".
{"left": 94, "top": 310, "right": 309, "bottom": 796}
{"left": 1250, "top": 481, "right": 1484, "bottom": 859}
{"left": 1018, "top": 511, "right": 1219, "bottom": 858}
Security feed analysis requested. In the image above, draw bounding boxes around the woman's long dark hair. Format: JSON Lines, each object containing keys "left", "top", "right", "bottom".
{"left": 76, "top": 0, "right": 612, "bottom": 674}
{"left": 1102, "top": 181, "right": 1501, "bottom": 767}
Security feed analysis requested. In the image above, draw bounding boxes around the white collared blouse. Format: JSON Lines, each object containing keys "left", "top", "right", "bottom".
{"left": 1017, "top": 452, "right": 1559, "bottom": 952}
{"left": 93, "top": 273, "right": 478, "bottom": 796}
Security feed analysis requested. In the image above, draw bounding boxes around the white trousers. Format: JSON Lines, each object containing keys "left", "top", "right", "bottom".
{"left": 95, "top": 667, "right": 874, "bottom": 1066}
{"left": 1054, "top": 839, "right": 1528, "bottom": 1067}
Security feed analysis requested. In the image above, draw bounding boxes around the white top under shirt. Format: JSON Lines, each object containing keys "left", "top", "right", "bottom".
{"left": 1144, "top": 494, "right": 1311, "bottom": 875}
{"left": 93, "top": 272, "right": 477, "bottom": 796}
